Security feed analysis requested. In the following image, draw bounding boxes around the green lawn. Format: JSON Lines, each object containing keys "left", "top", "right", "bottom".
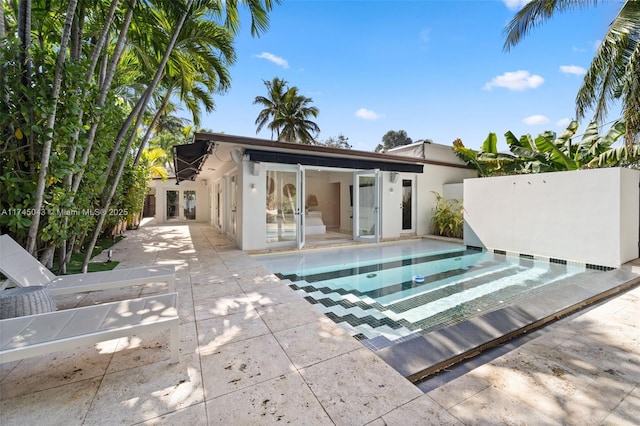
{"left": 52, "top": 236, "right": 124, "bottom": 274}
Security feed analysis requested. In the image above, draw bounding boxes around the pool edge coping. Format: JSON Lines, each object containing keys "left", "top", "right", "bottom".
{"left": 374, "top": 268, "right": 640, "bottom": 383}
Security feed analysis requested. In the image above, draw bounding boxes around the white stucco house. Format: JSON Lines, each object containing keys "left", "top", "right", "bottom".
{"left": 149, "top": 134, "right": 476, "bottom": 252}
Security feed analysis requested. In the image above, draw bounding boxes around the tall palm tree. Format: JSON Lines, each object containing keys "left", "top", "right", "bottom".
{"left": 276, "top": 87, "right": 320, "bottom": 144}
{"left": 82, "top": 0, "right": 276, "bottom": 272}
{"left": 131, "top": 10, "right": 235, "bottom": 166}
{"left": 253, "top": 77, "right": 289, "bottom": 140}
{"left": 504, "top": 0, "right": 640, "bottom": 145}
{"left": 254, "top": 78, "right": 320, "bottom": 143}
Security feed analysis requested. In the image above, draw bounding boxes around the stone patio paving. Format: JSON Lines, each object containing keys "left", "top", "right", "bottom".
{"left": 0, "top": 223, "right": 638, "bottom": 425}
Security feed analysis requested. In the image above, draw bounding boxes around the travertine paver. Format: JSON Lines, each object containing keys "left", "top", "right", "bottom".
{"left": 0, "top": 378, "right": 101, "bottom": 426}
{"left": 0, "top": 222, "right": 638, "bottom": 426}
{"left": 446, "top": 385, "right": 560, "bottom": 425}
{"left": 83, "top": 353, "right": 204, "bottom": 425}
{"left": 256, "top": 297, "right": 326, "bottom": 332}
{"left": 273, "top": 317, "right": 363, "bottom": 368}
{"left": 372, "top": 394, "right": 465, "bottom": 426}
{"left": 199, "top": 333, "right": 295, "bottom": 400}
{"left": 301, "top": 348, "right": 424, "bottom": 425}
{"left": 196, "top": 310, "right": 271, "bottom": 356}
{"left": 205, "top": 372, "right": 333, "bottom": 425}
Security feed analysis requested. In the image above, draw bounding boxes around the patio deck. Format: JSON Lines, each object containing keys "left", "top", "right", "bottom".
{"left": 1, "top": 222, "right": 638, "bottom": 425}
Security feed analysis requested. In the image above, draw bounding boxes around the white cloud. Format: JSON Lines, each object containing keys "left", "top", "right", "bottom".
{"left": 355, "top": 108, "right": 382, "bottom": 120}
{"left": 556, "top": 118, "right": 572, "bottom": 127}
{"left": 560, "top": 65, "right": 586, "bottom": 76}
{"left": 502, "top": 0, "right": 531, "bottom": 10}
{"left": 572, "top": 45, "right": 586, "bottom": 53}
{"left": 523, "top": 115, "right": 550, "bottom": 125}
{"left": 255, "top": 52, "right": 289, "bottom": 69}
{"left": 484, "top": 70, "right": 544, "bottom": 91}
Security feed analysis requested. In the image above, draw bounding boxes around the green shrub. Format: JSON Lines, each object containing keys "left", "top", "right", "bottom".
{"left": 431, "top": 192, "right": 463, "bottom": 239}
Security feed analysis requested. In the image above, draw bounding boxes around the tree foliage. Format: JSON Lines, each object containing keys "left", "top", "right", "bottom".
{"left": 430, "top": 192, "right": 463, "bottom": 239}
{"left": 1, "top": 0, "right": 277, "bottom": 271}
{"left": 504, "top": 0, "right": 640, "bottom": 144}
{"left": 453, "top": 119, "right": 638, "bottom": 176}
{"left": 253, "top": 77, "right": 320, "bottom": 144}
{"left": 375, "top": 130, "right": 413, "bottom": 152}
{"left": 319, "top": 134, "right": 352, "bottom": 149}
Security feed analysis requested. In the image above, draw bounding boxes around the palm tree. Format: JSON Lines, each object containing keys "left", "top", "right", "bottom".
{"left": 131, "top": 12, "right": 235, "bottom": 166}
{"left": 81, "top": 0, "right": 276, "bottom": 272}
{"left": 254, "top": 78, "right": 320, "bottom": 143}
{"left": 503, "top": 0, "right": 640, "bottom": 145}
{"left": 276, "top": 87, "right": 320, "bottom": 144}
{"left": 254, "top": 77, "right": 289, "bottom": 140}
{"left": 140, "top": 147, "right": 169, "bottom": 181}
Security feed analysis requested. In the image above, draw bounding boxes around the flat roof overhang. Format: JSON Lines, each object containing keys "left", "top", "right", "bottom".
{"left": 175, "top": 133, "right": 469, "bottom": 181}
{"left": 244, "top": 149, "right": 423, "bottom": 173}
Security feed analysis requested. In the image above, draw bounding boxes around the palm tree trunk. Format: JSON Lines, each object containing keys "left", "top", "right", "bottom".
{"left": 133, "top": 89, "right": 174, "bottom": 167}
{"left": 26, "top": 0, "right": 78, "bottom": 254}
{"left": 70, "top": 0, "right": 134, "bottom": 196}
{"left": 0, "top": 2, "right": 6, "bottom": 37}
{"left": 60, "top": 0, "right": 122, "bottom": 272}
{"left": 81, "top": 0, "right": 196, "bottom": 272}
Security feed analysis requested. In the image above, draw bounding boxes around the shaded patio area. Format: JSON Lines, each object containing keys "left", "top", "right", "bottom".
{"left": 1, "top": 223, "right": 638, "bottom": 425}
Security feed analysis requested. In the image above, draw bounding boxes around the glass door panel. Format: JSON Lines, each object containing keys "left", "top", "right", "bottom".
{"left": 183, "top": 190, "right": 196, "bottom": 220}
{"left": 265, "top": 169, "right": 299, "bottom": 244}
{"left": 402, "top": 179, "right": 413, "bottom": 231}
{"left": 167, "top": 190, "right": 179, "bottom": 220}
{"left": 353, "top": 170, "right": 380, "bottom": 242}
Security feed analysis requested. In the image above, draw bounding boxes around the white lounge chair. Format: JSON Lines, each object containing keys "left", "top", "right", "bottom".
{"left": 0, "top": 234, "right": 175, "bottom": 296}
{"left": 0, "top": 292, "right": 179, "bottom": 364}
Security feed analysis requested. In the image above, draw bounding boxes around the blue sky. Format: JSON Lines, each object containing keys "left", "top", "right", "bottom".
{"left": 198, "top": 0, "right": 621, "bottom": 152}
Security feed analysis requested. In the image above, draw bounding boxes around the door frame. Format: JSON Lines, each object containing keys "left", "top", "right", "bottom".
{"left": 401, "top": 177, "right": 416, "bottom": 234}
{"left": 297, "top": 165, "right": 306, "bottom": 249}
{"left": 353, "top": 169, "right": 381, "bottom": 243}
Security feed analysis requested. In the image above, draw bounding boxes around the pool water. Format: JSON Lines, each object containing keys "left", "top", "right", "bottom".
{"left": 255, "top": 240, "right": 604, "bottom": 348}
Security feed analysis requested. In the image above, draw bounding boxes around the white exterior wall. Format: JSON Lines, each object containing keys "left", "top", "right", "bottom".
{"left": 463, "top": 168, "right": 640, "bottom": 267}
{"left": 154, "top": 180, "right": 210, "bottom": 223}
{"left": 619, "top": 168, "right": 639, "bottom": 263}
{"left": 381, "top": 171, "right": 404, "bottom": 238}
{"left": 443, "top": 183, "right": 464, "bottom": 201}
{"left": 380, "top": 167, "right": 476, "bottom": 239}
{"left": 416, "top": 166, "right": 477, "bottom": 236}
{"left": 240, "top": 159, "right": 266, "bottom": 251}
{"left": 195, "top": 159, "right": 476, "bottom": 250}
{"left": 422, "top": 143, "right": 467, "bottom": 166}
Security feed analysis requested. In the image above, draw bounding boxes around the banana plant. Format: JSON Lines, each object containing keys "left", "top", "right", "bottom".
{"left": 453, "top": 134, "right": 521, "bottom": 176}
{"left": 531, "top": 120, "right": 579, "bottom": 171}
{"left": 584, "top": 119, "right": 640, "bottom": 167}
{"left": 452, "top": 118, "right": 636, "bottom": 176}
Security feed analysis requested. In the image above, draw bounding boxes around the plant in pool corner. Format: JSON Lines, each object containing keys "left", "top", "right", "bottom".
{"left": 431, "top": 192, "right": 463, "bottom": 239}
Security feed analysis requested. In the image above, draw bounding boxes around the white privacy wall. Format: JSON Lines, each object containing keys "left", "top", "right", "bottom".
{"left": 463, "top": 168, "right": 640, "bottom": 267}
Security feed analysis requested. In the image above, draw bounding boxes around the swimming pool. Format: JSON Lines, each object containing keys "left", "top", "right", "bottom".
{"left": 255, "top": 239, "right": 605, "bottom": 349}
